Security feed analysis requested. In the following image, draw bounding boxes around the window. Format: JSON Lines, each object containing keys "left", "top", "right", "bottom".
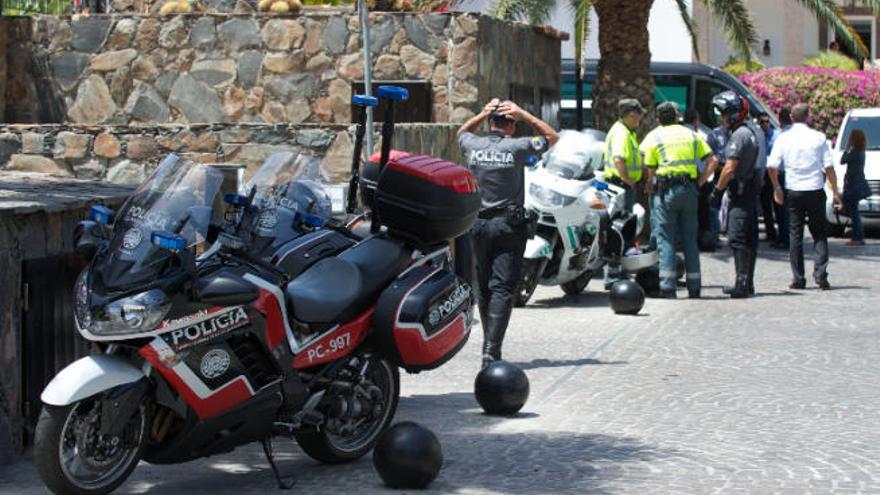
{"left": 351, "top": 81, "right": 433, "bottom": 123}
{"left": 695, "top": 79, "right": 730, "bottom": 128}
{"left": 654, "top": 75, "right": 690, "bottom": 111}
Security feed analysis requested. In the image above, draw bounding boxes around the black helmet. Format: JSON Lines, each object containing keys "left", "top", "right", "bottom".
{"left": 712, "top": 90, "right": 749, "bottom": 126}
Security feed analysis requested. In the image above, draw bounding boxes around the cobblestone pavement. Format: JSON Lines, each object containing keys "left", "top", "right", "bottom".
{"left": 2, "top": 237, "right": 879, "bottom": 494}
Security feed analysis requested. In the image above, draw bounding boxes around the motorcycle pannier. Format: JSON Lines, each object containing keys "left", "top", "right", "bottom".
{"left": 374, "top": 155, "right": 480, "bottom": 245}
{"left": 374, "top": 265, "right": 472, "bottom": 372}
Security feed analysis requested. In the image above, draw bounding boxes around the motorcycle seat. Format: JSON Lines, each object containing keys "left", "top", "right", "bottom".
{"left": 286, "top": 237, "right": 411, "bottom": 324}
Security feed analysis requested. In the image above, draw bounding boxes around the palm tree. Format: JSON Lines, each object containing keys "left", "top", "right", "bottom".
{"left": 476, "top": 0, "right": 878, "bottom": 134}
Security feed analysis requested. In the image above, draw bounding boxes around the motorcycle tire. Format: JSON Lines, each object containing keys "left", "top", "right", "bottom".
{"left": 35, "top": 399, "right": 147, "bottom": 495}
{"left": 295, "top": 357, "right": 400, "bottom": 464}
{"left": 561, "top": 272, "right": 591, "bottom": 296}
{"left": 514, "top": 259, "right": 542, "bottom": 307}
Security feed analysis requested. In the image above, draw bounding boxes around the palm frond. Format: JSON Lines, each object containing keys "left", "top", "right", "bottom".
{"left": 701, "top": 0, "right": 758, "bottom": 62}
{"left": 792, "top": 0, "right": 869, "bottom": 60}
{"left": 569, "top": 0, "right": 592, "bottom": 70}
{"left": 674, "top": 0, "right": 699, "bottom": 61}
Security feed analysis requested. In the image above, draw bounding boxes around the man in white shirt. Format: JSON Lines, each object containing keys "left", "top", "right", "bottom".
{"left": 767, "top": 104, "right": 842, "bottom": 290}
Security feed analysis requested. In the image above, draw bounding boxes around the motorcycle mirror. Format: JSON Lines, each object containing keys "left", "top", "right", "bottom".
{"left": 88, "top": 205, "right": 115, "bottom": 225}
{"left": 151, "top": 231, "right": 186, "bottom": 252}
{"left": 73, "top": 220, "right": 103, "bottom": 259}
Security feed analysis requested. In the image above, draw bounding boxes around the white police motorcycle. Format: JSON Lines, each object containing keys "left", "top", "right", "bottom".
{"left": 515, "top": 130, "right": 658, "bottom": 306}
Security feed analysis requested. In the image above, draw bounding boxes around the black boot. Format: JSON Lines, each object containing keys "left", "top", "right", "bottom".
{"left": 481, "top": 310, "right": 511, "bottom": 369}
{"left": 723, "top": 249, "right": 751, "bottom": 298}
{"left": 747, "top": 248, "right": 757, "bottom": 295}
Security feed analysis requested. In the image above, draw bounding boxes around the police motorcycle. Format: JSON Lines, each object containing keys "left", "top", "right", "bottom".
{"left": 34, "top": 86, "right": 481, "bottom": 495}
{"left": 515, "top": 130, "right": 658, "bottom": 306}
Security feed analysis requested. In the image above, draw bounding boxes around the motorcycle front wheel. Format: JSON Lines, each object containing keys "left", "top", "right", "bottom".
{"left": 35, "top": 396, "right": 147, "bottom": 495}
{"left": 561, "top": 272, "right": 591, "bottom": 295}
{"left": 514, "top": 259, "right": 542, "bottom": 307}
{"left": 295, "top": 356, "right": 400, "bottom": 463}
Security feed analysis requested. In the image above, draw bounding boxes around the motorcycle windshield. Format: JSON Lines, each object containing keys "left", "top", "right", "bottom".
{"left": 239, "top": 151, "right": 331, "bottom": 250}
{"left": 100, "top": 154, "right": 224, "bottom": 288}
{"left": 543, "top": 130, "right": 603, "bottom": 180}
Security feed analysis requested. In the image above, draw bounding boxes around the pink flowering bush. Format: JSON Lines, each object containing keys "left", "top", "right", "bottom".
{"left": 740, "top": 67, "right": 880, "bottom": 139}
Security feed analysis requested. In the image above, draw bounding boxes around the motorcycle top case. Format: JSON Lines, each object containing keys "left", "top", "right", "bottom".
{"left": 374, "top": 154, "right": 480, "bottom": 246}
{"left": 374, "top": 265, "right": 472, "bottom": 372}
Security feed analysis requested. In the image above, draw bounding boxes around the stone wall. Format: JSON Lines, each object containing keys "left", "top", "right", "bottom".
{"left": 0, "top": 122, "right": 464, "bottom": 183}
{"left": 6, "top": 12, "right": 563, "bottom": 126}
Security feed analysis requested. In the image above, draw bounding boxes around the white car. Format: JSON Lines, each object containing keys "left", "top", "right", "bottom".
{"left": 826, "top": 108, "right": 880, "bottom": 235}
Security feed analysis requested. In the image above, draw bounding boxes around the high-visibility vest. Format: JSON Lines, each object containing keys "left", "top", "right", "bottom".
{"left": 603, "top": 120, "right": 642, "bottom": 181}
{"left": 640, "top": 124, "right": 711, "bottom": 179}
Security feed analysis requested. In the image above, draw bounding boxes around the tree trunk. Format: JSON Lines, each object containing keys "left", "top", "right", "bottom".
{"left": 592, "top": 0, "right": 655, "bottom": 136}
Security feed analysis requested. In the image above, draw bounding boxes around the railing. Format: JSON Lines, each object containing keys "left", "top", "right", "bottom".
{"left": 2, "top": 0, "right": 73, "bottom": 15}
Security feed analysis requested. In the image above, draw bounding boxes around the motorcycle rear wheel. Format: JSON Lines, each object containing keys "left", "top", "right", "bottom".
{"left": 295, "top": 357, "right": 399, "bottom": 463}
{"left": 514, "top": 259, "right": 542, "bottom": 307}
{"left": 561, "top": 272, "right": 591, "bottom": 295}
{"left": 35, "top": 397, "right": 147, "bottom": 495}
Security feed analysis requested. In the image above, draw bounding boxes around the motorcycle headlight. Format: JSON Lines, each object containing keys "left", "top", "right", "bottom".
{"left": 529, "top": 183, "right": 577, "bottom": 208}
{"left": 83, "top": 288, "right": 172, "bottom": 337}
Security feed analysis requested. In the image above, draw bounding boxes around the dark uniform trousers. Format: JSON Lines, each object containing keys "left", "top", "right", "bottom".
{"left": 472, "top": 214, "right": 527, "bottom": 361}
{"left": 786, "top": 189, "right": 829, "bottom": 284}
{"left": 726, "top": 183, "right": 759, "bottom": 292}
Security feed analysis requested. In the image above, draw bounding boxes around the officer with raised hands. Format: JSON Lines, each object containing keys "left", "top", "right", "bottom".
{"left": 458, "top": 98, "right": 559, "bottom": 368}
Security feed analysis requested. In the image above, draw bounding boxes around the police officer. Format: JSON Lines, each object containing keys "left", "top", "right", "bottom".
{"left": 458, "top": 98, "right": 559, "bottom": 368}
{"left": 602, "top": 98, "right": 645, "bottom": 288}
{"left": 708, "top": 91, "right": 765, "bottom": 298}
{"left": 640, "top": 102, "right": 718, "bottom": 299}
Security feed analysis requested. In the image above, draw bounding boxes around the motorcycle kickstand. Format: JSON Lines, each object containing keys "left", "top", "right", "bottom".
{"left": 261, "top": 437, "right": 295, "bottom": 490}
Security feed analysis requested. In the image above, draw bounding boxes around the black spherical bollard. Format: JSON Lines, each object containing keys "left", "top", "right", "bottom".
{"left": 610, "top": 280, "right": 645, "bottom": 315}
{"left": 372, "top": 422, "right": 443, "bottom": 489}
{"left": 474, "top": 360, "right": 530, "bottom": 416}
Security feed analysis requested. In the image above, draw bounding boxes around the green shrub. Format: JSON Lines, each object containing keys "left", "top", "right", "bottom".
{"left": 722, "top": 58, "right": 765, "bottom": 78}
{"left": 803, "top": 51, "right": 860, "bottom": 71}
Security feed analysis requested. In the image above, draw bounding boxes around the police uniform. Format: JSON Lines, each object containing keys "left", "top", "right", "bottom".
{"left": 723, "top": 123, "right": 763, "bottom": 296}
{"left": 602, "top": 101, "right": 644, "bottom": 287}
{"left": 459, "top": 130, "right": 546, "bottom": 364}
{"left": 641, "top": 118, "right": 713, "bottom": 297}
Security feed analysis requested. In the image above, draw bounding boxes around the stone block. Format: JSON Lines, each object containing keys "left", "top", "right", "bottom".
{"left": 126, "top": 136, "right": 158, "bottom": 160}
{"left": 51, "top": 52, "right": 90, "bottom": 92}
{"left": 74, "top": 159, "right": 106, "bottom": 180}
{"left": 124, "top": 83, "right": 170, "bottom": 123}
{"left": 450, "top": 81, "right": 478, "bottom": 106}
{"left": 54, "top": 132, "right": 91, "bottom": 159}
{"left": 107, "top": 18, "right": 137, "bottom": 50}
{"left": 245, "top": 87, "right": 264, "bottom": 114}
{"left": 131, "top": 56, "right": 159, "bottom": 81}
{"left": 168, "top": 74, "right": 225, "bottom": 123}
{"left": 305, "top": 53, "right": 332, "bottom": 73}
{"left": 260, "top": 101, "right": 287, "bottom": 124}
{"left": 261, "top": 19, "right": 304, "bottom": 51}
{"left": 218, "top": 18, "right": 261, "bottom": 51}
{"left": 180, "top": 131, "right": 219, "bottom": 152}
{"left": 0, "top": 134, "right": 22, "bottom": 166}
{"left": 403, "top": 16, "right": 430, "bottom": 53}
{"left": 8, "top": 154, "right": 73, "bottom": 177}
{"left": 22, "top": 133, "right": 45, "bottom": 155}
{"left": 159, "top": 15, "right": 189, "bottom": 49}
{"left": 94, "top": 134, "right": 121, "bottom": 159}
{"left": 285, "top": 98, "right": 311, "bottom": 124}
{"left": 237, "top": 51, "right": 263, "bottom": 89}
{"left": 69, "top": 74, "right": 118, "bottom": 124}
{"left": 110, "top": 66, "right": 133, "bottom": 107}
{"left": 328, "top": 78, "right": 351, "bottom": 124}
{"left": 91, "top": 49, "right": 138, "bottom": 72}
{"left": 323, "top": 16, "right": 348, "bottom": 55}
{"left": 369, "top": 15, "right": 396, "bottom": 55}
{"left": 263, "top": 52, "right": 303, "bottom": 74}
{"left": 336, "top": 53, "right": 363, "bottom": 82}
{"left": 451, "top": 37, "right": 477, "bottom": 79}
{"left": 374, "top": 54, "right": 403, "bottom": 79}
{"left": 303, "top": 19, "right": 325, "bottom": 55}
{"left": 71, "top": 17, "right": 112, "bottom": 53}
{"left": 191, "top": 59, "right": 236, "bottom": 87}
{"left": 220, "top": 129, "right": 253, "bottom": 144}
{"left": 179, "top": 152, "right": 218, "bottom": 164}
{"left": 400, "top": 45, "right": 435, "bottom": 79}
{"left": 136, "top": 18, "right": 160, "bottom": 52}
{"left": 265, "top": 73, "right": 318, "bottom": 100}
{"left": 107, "top": 159, "right": 147, "bottom": 185}
{"left": 223, "top": 86, "right": 246, "bottom": 121}
{"left": 451, "top": 106, "right": 476, "bottom": 122}
{"left": 296, "top": 129, "right": 334, "bottom": 148}
{"left": 190, "top": 17, "right": 217, "bottom": 49}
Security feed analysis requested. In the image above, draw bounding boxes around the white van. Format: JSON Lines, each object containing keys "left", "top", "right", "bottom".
{"left": 826, "top": 108, "right": 880, "bottom": 235}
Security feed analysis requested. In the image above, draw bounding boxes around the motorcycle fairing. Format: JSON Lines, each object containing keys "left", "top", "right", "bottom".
{"left": 524, "top": 236, "right": 553, "bottom": 259}
{"left": 292, "top": 308, "right": 373, "bottom": 369}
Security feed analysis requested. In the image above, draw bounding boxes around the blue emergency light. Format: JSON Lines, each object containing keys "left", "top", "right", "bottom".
{"left": 224, "top": 192, "right": 250, "bottom": 207}
{"left": 595, "top": 181, "right": 609, "bottom": 191}
{"left": 89, "top": 205, "right": 114, "bottom": 225}
{"left": 151, "top": 231, "right": 186, "bottom": 251}
{"left": 377, "top": 86, "right": 409, "bottom": 101}
{"left": 352, "top": 94, "right": 379, "bottom": 107}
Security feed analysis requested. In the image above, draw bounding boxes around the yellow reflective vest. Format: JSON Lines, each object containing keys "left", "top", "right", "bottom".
{"left": 603, "top": 120, "right": 642, "bottom": 182}
{"left": 640, "top": 124, "right": 712, "bottom": 179}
